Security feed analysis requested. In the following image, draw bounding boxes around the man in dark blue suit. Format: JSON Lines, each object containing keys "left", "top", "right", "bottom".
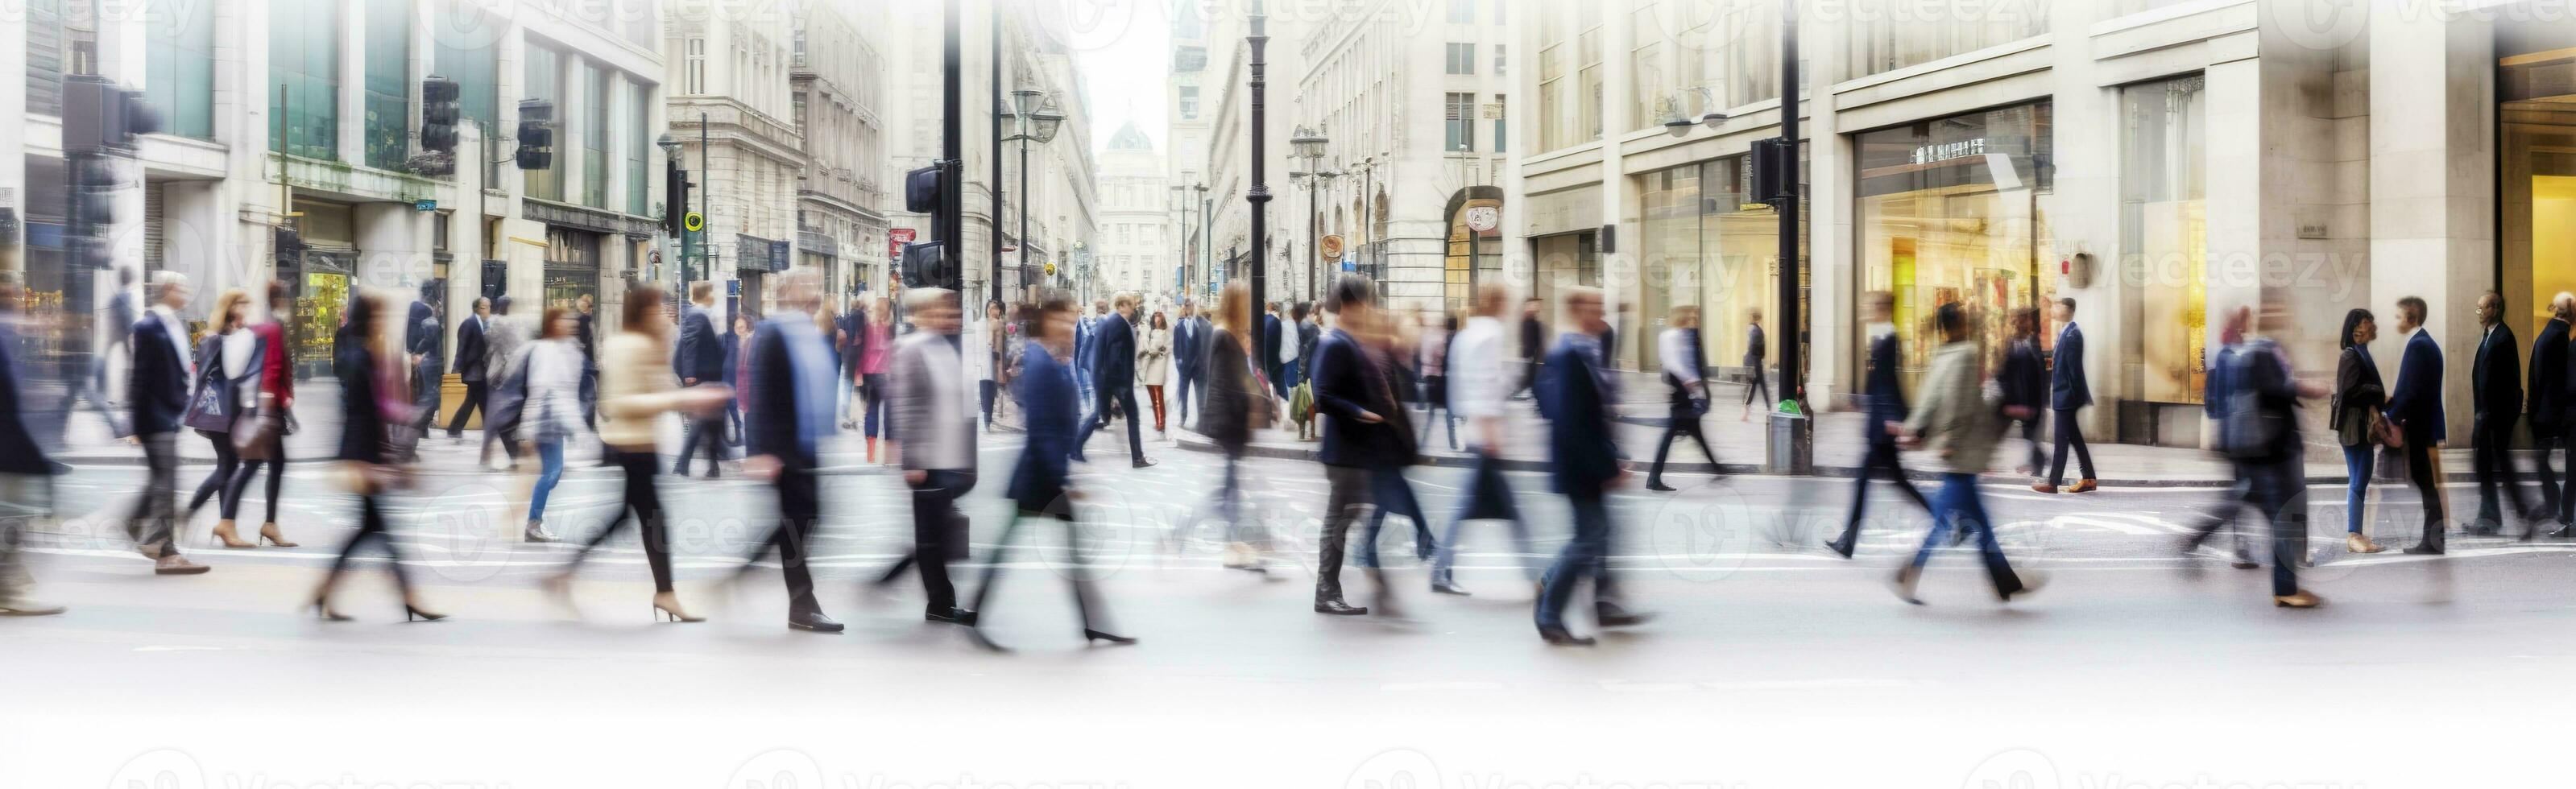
{"left": 1171, "top": 299, "right": 1203, "bottom": 428}
{"left": 0, "top": 276, "right": 68, "bottom": 613}
{"left": 1073, "top": 299, "right": 1102, "bottom": 405}
{"left": 964, "top": 293, "right": 1133, "bottom": 650}
{"left": 1078, "top": 292, "right": 1155, "bottom": 467}
{"left": 673, "top": 282, "right": 731, "bottom": 478}
{"left": 442, "top": 297, "right": 491, "bottom": 441}
{"left": 2383, "top": 295, "right": 2450, "bottom": 554}
{"left": 2470, "top": 291, "right": 2538, "bottom": 535}
{"left": 405, "top": 287, "right": 444, "bottom": 450}
{"left": 738, "top": 273, "right": 840, "bottom": 633}
{"left": 1827, "top": 291, "right": 1932, "bottom": 558}
{"left": 1261, "top": 302, "right": 1289, "bottom": 399}
{"left": 126, "top": 272, "right": 209, "bottom": 575}
{"left": 1532, "top": 287, "right": 1646, "bottom": 645}
{"left": 2037, "top": 297, "right": 2098, "bottom": 494}
{"left": 2536, "top": 293, "right": 2574, "bottom": 536}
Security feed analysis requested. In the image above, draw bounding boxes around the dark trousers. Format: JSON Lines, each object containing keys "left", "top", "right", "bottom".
{"left": 1648, "top": 407, "right": 1717, "bottom": 483}
{"left": 909, "top": 469, "right": 975, "bottom": 614}
{"left": 2047, "top": 407, "right": 2096, "bottom": 485}
{"left": 1908, "top": 473, "right": 2025, "bottom": 596}
{"left": 2472, "top": 413, "right": 2535, "bottom": 531}
{"left": 2181, "top": 460, "right": 2258, "bottom": 560}
{"left": 1174, "top": 366, "right": 1201, "bottom": 425}
{"left": 2537, "top": 422, "right": 2574, "bottom": 527}
{"left": 1080, "top": 383, "right": 1147, "bottom": 462}
{"left": 675, "top": 385, "right": 727, "bottom": 475}
{"left": 187, "top": 432, "right": 243, "bottom": 520}
{"left": 2245, "top": 458, "right": 2309, "bottom": 597}
{"left": 325, "top": 494, "right": 412, "bottom": 593}
{"left": 444, "top": 381, "right": 487, "bottom": 438}
{"left": 2012, "top": 412, "right": 2047, "bottom": 472}
{"left": 1316, "top": 465, "right": 1371, "bottom": 601}
{"left": 1431, "top": 447, "right": 1535, "bottom": 585}
{"left": 569, "top": 448, "right": 674, "bottom": 592}
{"left": 409, "top": 360, "right": 442, "bottom": 434}
{"left": 127, "top": 432, "right": 180, "bottom": 558}
{"left": 979, "top": 380, "right": 998, "bottom": 428}
{"left": 1358, "top": 465, "right": 1434, "bottom": 568}
{"left": 860, "top": 373, "right": 890, "bottom": 439}
{"left": 2402, "top": 434, "right": 2446, "bottom": 551}
{"left": 1743, "top": 367, "right": 1771, "bottom": 407}
{"left": 1835, "top": 440, "right": 1932, "bottom": 547}
{"left": 969, "top": 508, "right": 1109, "bottom": 633}
{"left": 739, "top": 453, "right": 824, "bottom": 616}
{"left": 227, "top": 434, "right": 287, "bottom": 526}
{"left": 1535, "top": 489, "right": 1616, "bottom": 630}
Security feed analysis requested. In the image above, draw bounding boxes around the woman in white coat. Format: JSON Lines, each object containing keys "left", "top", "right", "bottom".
{"left": 967, "top": 301, "right": 997, "bottom": 431}
{"left": 1140, "top": 311, "right": 1174, "bottom": 438}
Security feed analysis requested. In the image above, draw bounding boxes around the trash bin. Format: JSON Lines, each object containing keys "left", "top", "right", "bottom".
{"left": 1766, "top": 408, "right": 1812, "bottom": 476}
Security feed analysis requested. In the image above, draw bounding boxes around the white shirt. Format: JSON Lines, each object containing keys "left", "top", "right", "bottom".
{"left": 150, "top": 304, "right": 193, "bottom": 376}
{"left": 1658, "top": 328, "right": 1701, "bottom": 384}
{"left": 1448, "top": 316, "right": 1508, "bottom": 419}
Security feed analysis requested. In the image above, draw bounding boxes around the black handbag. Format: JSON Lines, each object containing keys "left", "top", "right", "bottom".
{"left": 181, "top": 341, "right": 236, "bottom": 434}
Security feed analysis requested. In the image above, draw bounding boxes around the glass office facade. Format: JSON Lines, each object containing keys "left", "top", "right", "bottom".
{"left": 143, "top": 0, "right": 215, "bottom": 139}
{"left": 1638, "top": 154, "right": 1807, "bottom": 371}
{"left": 2119, "top": 76, "right": 2209, "bottom": 405}
{"left": 523, "top": 43, "right": 564, "bottom": 200}
{"left": 269, "top": 0, "right": 342, "bottom": 160}
{"left": 363, "top": 0, "right": 412, "bottom": 171}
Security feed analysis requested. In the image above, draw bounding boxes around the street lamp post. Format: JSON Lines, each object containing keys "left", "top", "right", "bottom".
{"left": 1169, "top": 181, "right": 1201, "bottom": 296}
{"left": 1289, "top": 126, "right": 1332, "bottom": 304}
{"left": 1245, "top": 0, "right": 1274, "bottom": 364}
{"left": 1002, "top": 90, "right": 1064, "bottom": 304}
{"left": 656, "top": 133, "right": 683, "bottom": 295}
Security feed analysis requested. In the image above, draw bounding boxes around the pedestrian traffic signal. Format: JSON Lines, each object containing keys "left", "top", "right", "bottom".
{"left": 62, "top": 76, "right": 159, "bottom": 155}
{"left": 516, "top": 99, "right": 555, "bottom": 171}
{"left": 905, "top": 164, "right": 941, "bottom": 213}
{"left": 1750, "top": 137, "right": 1793, "bottom": 204}
{"left": 420, "top": 76, "right": 461, "bottom": 154}
{"left": 901, "top": 241, "right": 948, "bottom": 289}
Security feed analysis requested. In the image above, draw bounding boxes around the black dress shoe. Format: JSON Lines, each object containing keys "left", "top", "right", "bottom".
{"left": 1824, "top": 538, "right": 1855, "bottom": 559}
{"left": 2402, "top": 543, "right": 2444, "bottom": 556}
{"left": 1537, "top": 625, "right": 1595, "bottom": 646}
{"left": 1133, "top": 457, "right": 1158, "bottom": 469}
{"left": 788, "top": 611, "right": 845, "bottom": 633}
{"left": 926, "top": 607, "right": 976, "bottom": 626}
{"left": 1313, "top": 597, "right": 1369, "bottom": 616}
{"left": 1594, "top": 601, "right": 1651, "bottom": 627}
{"left": 1430, "top": 580, "right": 1472, "bottom": 596}
{"left": 1645, "top": 481, "right": 1676, "bottom": 492}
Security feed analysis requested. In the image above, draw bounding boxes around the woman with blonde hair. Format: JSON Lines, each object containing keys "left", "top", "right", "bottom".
{"left": 181, "top": 287, "right": 266, "bottom": 548}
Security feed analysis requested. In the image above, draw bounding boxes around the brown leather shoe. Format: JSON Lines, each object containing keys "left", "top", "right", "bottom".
{"left": 154, "top": 555, "right": 210, "bottom": 575}
{"left": 2069, "top": 479, "right": 2099, "bottom": 494}
{"left": 2031, "top": 483, "right": 2059, "bottom": 494}
{"left": 2273, "top": 590, "right": 2322, "bottom": 608}
{"left": 2346, "top": 533, "right": 2383, "bottom": 554}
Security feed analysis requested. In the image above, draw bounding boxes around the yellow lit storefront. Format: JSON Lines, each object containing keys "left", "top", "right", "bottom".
{"left": 2503, "top": 44, "right": 2576, "bottom": 341}
{"left": 1854, "top": 103, "right": 2058, "bottom": 387}
{"left": 1638, "top": 154, "right": 1806, "bottom": 376}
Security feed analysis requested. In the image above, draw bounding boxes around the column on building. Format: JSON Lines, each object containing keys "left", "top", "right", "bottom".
{"left": 2370, "top": 10, "right": 2494, "bottom": 438}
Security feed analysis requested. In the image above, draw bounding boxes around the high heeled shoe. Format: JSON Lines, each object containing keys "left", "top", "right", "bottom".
{"left": 1083, "top": 628, "right": 1137, "bottom": 646}
{"left": 404, "top": 601, "right": 448, "bottom": 622}
{"left": 258, "top": 523, "right": 298, "bottom": 547}
{"left": 652, "top": 592, "right": 705, "bottom": 622}
{"left": 210, "top": 520, "right": 255, "bottom": 549}
{"left": 310, "top": 597, "right": 353, "bottom": 622}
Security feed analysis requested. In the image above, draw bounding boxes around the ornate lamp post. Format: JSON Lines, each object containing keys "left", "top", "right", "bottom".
{"left": 1001, "top": 91, "right": 1064, "bottom": 302}
{"left": 1288, "top": 126, "right": 1334, "bottom": 304}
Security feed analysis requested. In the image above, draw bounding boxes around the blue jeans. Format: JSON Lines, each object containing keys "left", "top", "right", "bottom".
{"left": 1535, "top": 490, "right": 1613, "bottom": 630}
{"left": 1356, "top": 466, "right": 1434, "bottom": 568}
{"left": 528, "top": 440, "right": 565, "bottom": 523}
{"left": 1432, "top": 448, "right": 1535, "bottom": 585}
{"left": 2342, "top": 444, "right": 2375, "bottom": 535}
{"left": 1909, "top": 473, "right": 2024, "bottom": 596}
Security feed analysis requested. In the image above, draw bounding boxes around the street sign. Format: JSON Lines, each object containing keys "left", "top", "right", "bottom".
{"left": 412, "top": 199, "right": 437, "bottom": 212}
{"left": 682, "top": 212, "right": 705, "bottom": 233}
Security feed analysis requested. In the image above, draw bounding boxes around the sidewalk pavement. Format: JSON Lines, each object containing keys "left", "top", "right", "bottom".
{"left": 1169, "top": 368, "right": 2506, "bottom": 489}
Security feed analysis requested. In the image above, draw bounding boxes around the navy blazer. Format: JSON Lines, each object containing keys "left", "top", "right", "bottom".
{"left": 1260, "top": 314, "right": 1285, "bottom": 374}
{"left": 127, "top": 313, "right": 191, "bottom": 436}
{"left": 1311, "top": 328, "right": 1407, "bottom": 468}
{"left": 407, "top": 300, "right": 442, "bottom": 366}
{"left": 744, "top": 319, "right": 824, "bottom": 461}
{"left": 0, "top": 324, "right": 56, "bottom": 474}
{"left": 673, "top": 306, "right": 727, "bottom": 384}
{"left": 1540, "top": 337, "right": 1621, "bottom": 494}
{"left": 334, "top": 333, "right": 388, "bottom": 464}
{"left": 2384, "top": 328, "right": 2447, "bottom": 444}
{"left": 453, "top": 314, "right": 487, "bottom": 382}
{"left": 720, "top": 332, "right": 743, "bottom": 388}
{"left": 1090, "top": 312, "right": 1137, "bottom": 390}
{"left": 1862, "top": 331, "right": 1911, "bottom": 445}
{"left": 1008, "top": 340, "right": 1079, "bottom": 514}
{"left": 2050, "top": 324, "right": 2091, "bottom": 410}
{"left": 2532, "top": 318, "right": 2572, "bottom": 430}
{"left": 1171, "top": 316, "right": 1202, "bottom": 375}
{"left": 2473, "top": 322, "right": 2522, "bottom": 422}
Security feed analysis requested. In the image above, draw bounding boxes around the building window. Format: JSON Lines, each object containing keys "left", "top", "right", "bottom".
{"left": 685, "top": 37, "right": 706, "bottom": 94}
{"left": 1630, "top": 2, "right": 1668, "bottom": 133}
{"left": 1539, "top": 40, "right": 1566, "bottom": 151}
{"left": 143, "top": 0, "right": 215, "bottom": 139}
{"left": 1173, "top": 45, "right": 1207, "bottom": 72}
{"left": 629, "top": 81, "right": 652, "bottom": 216}
{"left": 1856, "top": 102, "right": 2056, "bottom": 384}
{"left": 362, "top": 0, "right": 412, "bottom": 171}
{"left": 1686, "top": 0, "right": 1783, "bottom": 111}
{"left": 1446, "top": 43, "right": 1476, "bottom": 75}
{"left": 523, "top": 43, "right": 564, "bottom": 200}
{"left": 268, "top": 0, "right": 342, "bottom": 160}
{"left": 1492, "top": 94, "right": 1506, "bottom": 153}
{"left": 1847, "top": 0, "right": 2050, "bottom": 77}
{"left": 1178, "top": 85, "right": 1199, "bottom": 120}
{"left": 1495, "top": 44, "right": 1507, "bottom": 76}
{"left": 1445, "top": 93, "right": 1476, "bottom": 153}
{"left": 1448, "top": 0, "right": 1475, "bottom": 24}
{"left": 2121, "top": 75, "right": 2208, "bottom": 405}
{"left": 434, "top": 1, "right": 500, "bottom": 129}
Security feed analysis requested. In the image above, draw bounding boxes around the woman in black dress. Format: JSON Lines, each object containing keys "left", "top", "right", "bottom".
{"left": 313, "top": 291, "right": 444, "bottom": 622}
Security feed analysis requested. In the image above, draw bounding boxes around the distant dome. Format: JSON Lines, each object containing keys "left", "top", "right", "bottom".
{"left": 1108, "top": 122, "right": 1154, "bottom": 152}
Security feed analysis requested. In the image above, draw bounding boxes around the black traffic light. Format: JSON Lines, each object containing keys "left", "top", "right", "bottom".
{"left": 63, "top": 76, "right": 159, "bottom": 155}
{"left": 664, "top": 164, "right": 692, "bottom": 237}
{"left": 1749, "top": 137, "right": 1795, "bottom": 205}
{"left": 901, "top": 241, "right": 948, "bottom": 289}
{"left": 71, "top": 156, "right": 122, "bottom": 227}
{"left": 420, "top": 76, "right": 461, "bottom": 154}
{"left": 905, "top": 164, "right": 941, "bottom": 213}
{"left": 516, "top": 99, "right": 554, "bottom": 171}
{"left": 275, "top": 226, "right": 305, "bottom": 266}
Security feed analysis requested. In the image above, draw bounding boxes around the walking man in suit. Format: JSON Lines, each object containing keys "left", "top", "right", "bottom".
{"left": 1826, "top": 291, "right": 1932, "bottom": 558}
{"left": 2384, "top": 295, "right": 2450, "bottom": 554}
{"left": 1263, "top": 302, "right": 1290, "bottom": 399}
{"left": 2535, "top": 292, "right": 2575, "bottom": 536}
{"left": 127, "top": 272, "right": 209, "bottom": 575}
{"left": 1533, "top": 287, "right": 1648, "bottom": 645}
{"left": 2036, "top": 298, "right": 2098, "bottom": 494}
{"left": 1739, "top": 308, "right": 1770, "bottom": 421}
{"left": 405, "top": 287, "right": 444, "bottom": 449}
{"left": 479, "top": 296, "right": 528, "bottom": 469}
{"left": 888, "top": 287, "right": 976, "bottom": 625}
{"left": 1079, "top": 292, "right": 1155, "bottom": 468}
{"left": 1172, "top": 299, "right": 1203, "bottom": 428}
{"left": 2470, "top": 291, "right": 2540, "bottom": 535}
{"left": 443, "top": 297, "right": 491, "bottom": 442}
{"left": 0, "top": 276, "right": 68, "bottom": 613}
{"left": 739, "top": 272, "right": 841, "bottom": 633}
{"left": 673, "top": 282, "right": 731, "bottom": 478}
{"left": 1074, "top": 299, "right": 1103, "bottom": 406}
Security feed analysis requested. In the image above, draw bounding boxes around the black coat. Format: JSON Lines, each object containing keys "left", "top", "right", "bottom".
{"left": 127, "top": 313, "right": 191, "bottom": 436}
{"left": 2528, "top": 318, "right": 2570, "bottom": 432}
{"left": 0, "top": 323, "right": 56, "bottom": 474}
{"left": 673, "top": 305, "right": 727, "bottom": 383}
{"left": 452, "top": 314, "right": 488, "bottom": 382}
{"left": 1200, "top": 330, "right": 1257, "bottom": 452}
{"left": 335, "top": 333, "right": 388, "bottom": 464}
{"left": 407, "top": 300, "right": 442, "bottom": 367}
{"left": 1862, "top": 332, "right": 1911, "bottom": 445}
{"left": 1999, "top": 336, "right": 2045, "bottom": 414}
{"left": 1311, "top": 328, "right": 1413, "bottom": 468}
{"left": 2473, "top": 322, "right": 2522, "bottom": 422}
{"left": 1091, "top": 312, "right": 1137, "bottom": 391}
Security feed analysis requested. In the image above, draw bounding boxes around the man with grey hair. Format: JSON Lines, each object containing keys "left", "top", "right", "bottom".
{"left": 888, "top": 287, "right": 975, "bottom": 624}
{"left": 126, "top": 271, "right": 209, "bottom": 575}
{"left": 737, "top": 271, "right": 839, "bottom": 633}
{"left": 2534, "top": 292, "right": 2574, "bottom": 535}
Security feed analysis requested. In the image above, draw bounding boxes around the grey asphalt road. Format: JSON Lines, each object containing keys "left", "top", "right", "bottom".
{"left": 7, "top": 428, "right": 2572, "bottom": 788}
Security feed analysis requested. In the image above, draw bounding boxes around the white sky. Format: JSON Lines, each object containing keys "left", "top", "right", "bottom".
{"left": 1033, "top": 0, "right": 1170, "bottom": 155}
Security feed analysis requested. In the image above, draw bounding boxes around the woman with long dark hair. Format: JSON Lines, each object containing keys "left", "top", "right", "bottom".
{"left": 859, "top": 297, "right": 895, "bottom": 462}
{"left": 520, "top": 307, "right": 588, "bottom": 543}
{"left": 314, "top": 290, "right": 443, "bottom": 622}
{"left": 545, "top": 285, "right": 728, "bottom": 622}
{"left": 2333, "top": 308, "right": 2389, "bottom": 555}
{"left": 1200, "top": 282, "right": 1269, "bottom": 571}
{"left": 222, "top": 281, "right": 299, "bottom": 547}
{"left": 182, "top": 287, "right": 260, "bottom": 547}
